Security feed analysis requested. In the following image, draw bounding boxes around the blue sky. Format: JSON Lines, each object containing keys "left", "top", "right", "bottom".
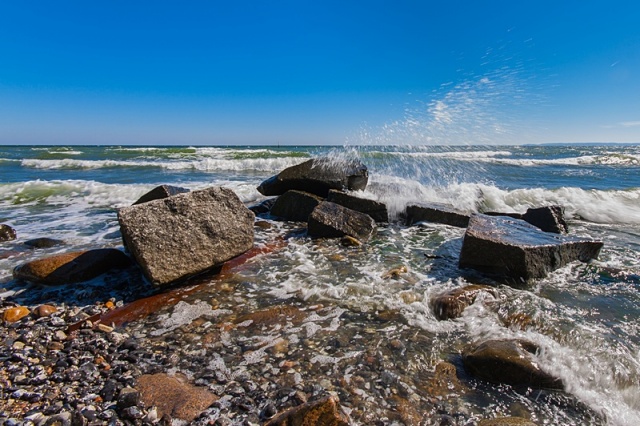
{"left": 1, "top": 1, "right": 639, "bottom": 145}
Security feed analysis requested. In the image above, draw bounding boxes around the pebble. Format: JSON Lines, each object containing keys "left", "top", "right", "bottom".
{"left": 3, "top": 306, "right": 30, "bottom": 323}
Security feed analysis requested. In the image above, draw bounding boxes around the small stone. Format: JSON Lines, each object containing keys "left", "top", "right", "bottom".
{"left": 117, "top": 387, "right": 141, "bottom": 410}
{"left": 34, "top": 304, "right": 58, "bottom": 318}
{"left": 54, "top": 330, "right": 67, "bottom": 341}
{"left": 3, "top": 306, "right": 30, "bottom": 322}
{"left": 96, "top": 323, "right": 113, "bottom": 333}
{"left": 13, "top": 341, "right": 25, "bottom": 350}
{"left": 340, "top": 235, "right": 362, "bottom": 247}
{"left": 381, "top": 265, "right": 408, "bottom": 279}
{"left": 121, "top": 406, "right": 144, "bottom": 420}
{"left": 104, "top": 301, "right": 115, "bottom": 309}
{"left": 48, "top": 342, "right": 64, "bottom": 351}
{"left": 0, "top": 224, "right": 17, "bottom": 241}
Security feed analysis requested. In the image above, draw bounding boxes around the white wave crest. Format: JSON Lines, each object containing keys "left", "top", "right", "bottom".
{"left": 21, "top": 157, "right": 306, "bottom": 172}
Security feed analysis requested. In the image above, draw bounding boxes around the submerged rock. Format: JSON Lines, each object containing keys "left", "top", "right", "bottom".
{"left": 24, "top": 238, "right": 65, "bottom": 249}
{"left": 431, "top": 284, "right": 498, "bottom": 320}
{"left": 308, "top": 201, "right": 376, "bottom": 241}
{"left": 326, "top": 189, "right": 389, "bottom": 222}
{"left": 118, "top": 187, "right": 254, "bottom": 286}
{"left": 0, "top": 224, "right": 17, "bottom": 242}
{"left": 265, "top": 395, "right": 349, "bottom": 426}
{"left": 257, "top": 157, "right": 368, "bottom": 197}
{"left": 478, "top": 417, "right": 537, "bottom": 426}
{"left": 132, "top": 184, "right": 189, "bottom": 205}
{"left": 405, "top": 203, "right": 470, "bottom": 227}
{"left": 459, "top": 214, "right": 602, "bottom": 282}
{"left": 270, "top": 190, "right": 323, "bottom": 222}
{"left": 13, "top": 249, "right": 132, "bottom": 285}
{"left": 463, "top": 339, "right": 563, "bottom": 389}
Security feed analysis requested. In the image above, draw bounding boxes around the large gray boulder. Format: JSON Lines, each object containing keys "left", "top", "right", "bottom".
{"left": 308, "top": 202, "right": 376, "bottom": 241}
{"left": 270, "top": 190, "right": 323, "bottom": 222}
{"left": 459, "top": 214, "right": 602, "bottom": 282}
{"left": 463, "top": 339, "right": 563, "bottom": 389}
{"left": 327, "top": 189, "right": 389, "bottom": 223}
{"left": 405, "top": 203, "right": 470, "bottom": 227}
{"left": 118, "top": 187, "right": 254, "bottom": 286}
{"left": 133, "top": 185, "right": 190, "bottom": 205}
{"left": 257, "top": 158, "right": 368, "bottom": 197}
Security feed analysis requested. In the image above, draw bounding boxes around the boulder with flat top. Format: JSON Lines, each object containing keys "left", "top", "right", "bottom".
{"left": 257, "top": 157, "right": 368, "bottom": 197}
{"left": 118, "top": 187, "right": 254, "bottom": 286}
{"left": 308, "top": 201, "right": 376, "bottom": 241}
{"left": 405, "top": 203, "right": 470, "bottom": 227}
{"left": 459, "top": 214, "right": 602, "bottom": 282}
{"left": 327, "top": 189, "right": 389, "bottom": 222}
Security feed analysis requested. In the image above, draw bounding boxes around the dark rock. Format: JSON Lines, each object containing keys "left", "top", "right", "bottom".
{"left": 136, "top": 373, "right": 218, "bottom": 423}
{"left": 308, "top": 202, "right": 376, "bottom": 241}
{"left": 116, "top": 388, "right": 140, "bottom": 410}
{"left": 270, "top": 190, "right": 323, "bottom": 222}
{"left": 118, "top": 187, "right": 254, "bottom": 286}
{"left": 133, "top": 185, "right": 189, "bottom": 205}
{"left": 257, "top": 157, "right": 368, "bottom": 197}
{"left": 486, "top": 205, "right": 568, "bottom": 234}
{"left": 523, "top": 205, "right": 568, "bottom": 234}
{"left": 431, "top": 285, "right": 498, "bottom": 320}
{"left": 459, "top": 214, "right": 603, "bottom": 282}
{"left": 13, "top": 249, "right": 132, "bottom": 285}
{"left": 24, "top": 238, "right": 65, "bottom": 249}
{"left": 462, "top": 339, "right": 563, "bottom": 389}
{"left": 100, "top": 379, "right": 119, "bottom": 402}
{"left": 0, "top": 224, "right": 17, "bottom": 242}
{"left": 405, "top": 203, "right": 470, "bottom": 227}
{"left": 264, "top": 395, "right": 349, "bottom": 426}
{"left": 248, "top": 198, "right": 277, "bottom": 215}
{"left": 327, "top": 189, "right": 388, "bottom": 222}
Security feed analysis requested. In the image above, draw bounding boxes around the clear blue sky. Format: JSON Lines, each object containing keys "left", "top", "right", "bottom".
{"left": 1, "top": 1, "right": 639, "bottom": 145}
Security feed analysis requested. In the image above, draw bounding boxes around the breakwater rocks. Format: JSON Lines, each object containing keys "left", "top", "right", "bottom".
{"left": 1, "top": 158, "right": 609, "bottom": 425}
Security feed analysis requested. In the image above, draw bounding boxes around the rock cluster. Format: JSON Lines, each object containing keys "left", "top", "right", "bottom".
{"left": 1, "top": 159, "right": 610, "bottom": 424}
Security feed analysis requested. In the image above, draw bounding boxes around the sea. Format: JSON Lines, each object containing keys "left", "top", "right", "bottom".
{"left": 1, "top": 143, "right": 640, "bottom": 425}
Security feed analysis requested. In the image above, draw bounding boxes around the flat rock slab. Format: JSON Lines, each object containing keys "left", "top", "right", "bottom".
{"left": 327, "top": 189, "right": 389, "bottom": 222}
{"left": 459, "top": 214, "right": 602, "bottom": 282}
{"left": 133, "top": 184, "right": 189, "bottom": 205}
{"left": 405, "top": 203, "right": 470, "bottom": 227}
{"left": 118, "top": 187, "right": 254, "bottom": 286}
{"left": 265, "top": 395, "right": 349, "bottom": 426}
{"left": 13, "top": 249, "right": 131, "bottom": 285}
{"left": 257, "top": 157, "right": 368, "bottom": 197}
{"left": 137, "top": 373, "right": 218, "bottom": 423}
{"left": 308, "top": 201, "right": 376, "bottom": 241}
{"left": 463, "top": 339, "right": 563, "bottom": 389}
{"left": 24, "top": 237, "right": 65, "bottom": 249}
{"left": 270, "top": 190, "right": 323, "bottom": 222}
{"left": 478, "top": 417, "right": 537, "bottom": 426}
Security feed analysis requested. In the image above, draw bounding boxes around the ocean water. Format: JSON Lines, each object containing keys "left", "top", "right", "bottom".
{"left": 1, "top": 143, "right": 640, "bottom": 424}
